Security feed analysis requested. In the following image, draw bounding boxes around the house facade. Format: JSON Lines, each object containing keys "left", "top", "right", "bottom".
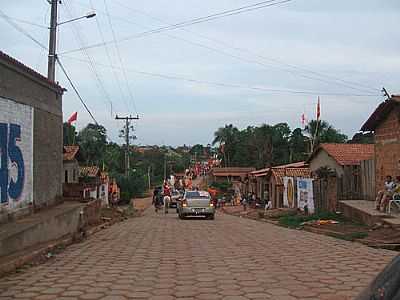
{"left": 63, "top": 146, "right": 79, "bottom": 184}
{"left": 307, "top": 143, "right": 375, "bottom": 200}
{"left": 361, "top": 96, "right": 400, "bottom": 191}
{"left": 0, "top": 51, "right": 64, "bottom": 222}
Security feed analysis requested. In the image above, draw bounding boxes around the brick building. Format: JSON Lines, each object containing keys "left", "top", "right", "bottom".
{"left": 361, "top": 96, "right": 400, "bottom": 191}
{"left": 0, "top": 51, "right": 64, "bottom": 222}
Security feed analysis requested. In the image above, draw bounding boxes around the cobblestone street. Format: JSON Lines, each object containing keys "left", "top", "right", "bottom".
{"left": 0, "top": 208, "right": 396, "bottom": 300}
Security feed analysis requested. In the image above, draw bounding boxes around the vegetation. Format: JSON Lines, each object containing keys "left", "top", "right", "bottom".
{"left": 278, "top": 211, "right": 345, "bottom": 228}
{"left": 213, "top": 120, "right": 347, "bottom": 168}
{"left": 209, "top": 180, "right": 233, "bottom": 192}
{"left": 63, "top": 122, "right": 192, "bottom": 199}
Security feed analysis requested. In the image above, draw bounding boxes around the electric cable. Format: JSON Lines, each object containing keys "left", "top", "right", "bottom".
{"left": 59, "top": 0, "right": 293, "bottom": 55}
{"left": 56, "top": 56, "right": 98, "bottom": 125}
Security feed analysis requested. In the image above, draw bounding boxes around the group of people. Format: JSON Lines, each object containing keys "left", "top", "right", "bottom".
{"left": 376, "top": 175, "right": 400, "bottom": 212}
{"left": 241, "top": 192, "right": 271, "bottom": 212}
{"left": 152, "top": 181, "right": 171, "bottom": 214}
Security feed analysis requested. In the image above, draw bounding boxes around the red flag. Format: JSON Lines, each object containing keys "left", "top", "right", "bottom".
{"left": 316, "top": 97, "right": 321, "bottom": 120}
{"left": 301, "top": 113, "right": 307, "bottom": 126}
{"left": 67, "top": 112, "right": 78, "bottom": 125}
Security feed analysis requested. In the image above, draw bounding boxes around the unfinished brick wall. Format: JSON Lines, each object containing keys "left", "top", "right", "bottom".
{"left": 375, "top": 106, "right": 400, "bottom": 191}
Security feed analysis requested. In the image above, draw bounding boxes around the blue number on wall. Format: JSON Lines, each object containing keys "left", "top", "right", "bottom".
{"left": 8, "top": 124, "right": 25, "bottom": 200}
{"left": 0, "top": 123, "right": 8, "bottom": 203}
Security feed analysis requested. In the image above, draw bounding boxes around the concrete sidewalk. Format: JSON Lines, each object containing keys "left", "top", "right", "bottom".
{"left": 0, "top": 202, "right": 86, "bottom": 276}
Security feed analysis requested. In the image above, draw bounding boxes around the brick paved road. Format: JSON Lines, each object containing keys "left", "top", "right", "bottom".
{"left": 0, "top": 208, "right": 396, "bottom": 300}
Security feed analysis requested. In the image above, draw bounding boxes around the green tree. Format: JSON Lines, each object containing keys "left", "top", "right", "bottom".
{"left": 305, "top": 120, "right": 347, "bottom": 148}
{"left": 289, "top": 128, "right": 308, "bottom": 162}
{"left": 63, "top": 123, "right": 76, "bottom": 146}
{"left": 77, "top": 123, "right": 108, "bottom": 165}
{"left": 212, "top": 124, "right": 240, "bottom": 167}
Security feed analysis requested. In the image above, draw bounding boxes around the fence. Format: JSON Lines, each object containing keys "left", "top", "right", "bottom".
{"left": 360, "top": 159, "right": 375, "bottom": 200}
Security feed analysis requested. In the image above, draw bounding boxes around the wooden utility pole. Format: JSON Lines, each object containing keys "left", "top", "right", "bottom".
{"left": 115, "top": 115, "right": 139, "bottom": 176}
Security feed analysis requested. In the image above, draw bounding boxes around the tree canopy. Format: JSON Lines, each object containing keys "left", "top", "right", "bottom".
{"left": 213, "top": 120, "right": 347, "bottom": 168}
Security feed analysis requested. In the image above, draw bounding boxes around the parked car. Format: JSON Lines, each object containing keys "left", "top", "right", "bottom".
{"left": 178, "top": 190, "right": 215, "bottom": 220}
{"left": 169, "top": 190, "right": 181, "bottom": 208}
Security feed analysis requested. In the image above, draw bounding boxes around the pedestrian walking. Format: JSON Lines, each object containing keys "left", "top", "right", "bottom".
{"left": 242, "top": 196, "right": 248, "bottom": 211}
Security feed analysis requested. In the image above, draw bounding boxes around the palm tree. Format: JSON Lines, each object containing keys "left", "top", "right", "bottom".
{"left": 305, "top": 120, "right": 347, "bottom": 151}
{"left": 212, "top": 124, "right": 239, "bottom": 167}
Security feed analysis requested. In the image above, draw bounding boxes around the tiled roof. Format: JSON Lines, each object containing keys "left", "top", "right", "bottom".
{"left": 316, "top": 143, "right": 375, "bottom": 166}
{"left": 63, "top": 146, "right": 79, "bottom": 161}
{"left": 212, "top": 167, "right": 255, "bottom": 177}
{"left": 79, "top": 166, "right": 100, "bottom": 178}
{"left": 0, "top": 51, "right": 64, "bottom": 92}
{"left": 361, "top": 96, "right": 400, "bottom": 131}
{"left": 271, "top": 167, "right": 311, "bottom": 185}
{"left": 250, "top": 161, "right": 307, "bottom": 177}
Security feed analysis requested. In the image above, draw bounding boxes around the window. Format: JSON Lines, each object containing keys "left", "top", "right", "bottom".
{"left": 64, "top": 170, "right": 68, "bottom": 183}
{"left": 73, "top": 169, "right": 76, "bottom": 182}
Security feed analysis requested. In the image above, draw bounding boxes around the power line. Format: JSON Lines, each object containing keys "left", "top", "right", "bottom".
{"left": 59, "top": 0, "right": 293, "bottom": 55}
{"left": 103, "top": 0, "right": 138, "bottom": 115}
{"left": 111, "top": 1, "right": 378, "bottom": 94}
{"left": 56, "top": 56, "right": 98, "bottom": 124}
{"left": 88, "top": 0, "right": 126, "bottom": 117}
{"left": 3, "top": 16, "right": 48, "bottom": 29}
{"left": 66, "top": 0, "right": 377, "bottom": 94}
{"left": 63, "top": 0, "right": 114, "bottom": 115}
{"left": 62, "top": 55, "right": 380, "bottom": 98}
{"left": 0, "top": 9, "right": 48, "bottom": 51}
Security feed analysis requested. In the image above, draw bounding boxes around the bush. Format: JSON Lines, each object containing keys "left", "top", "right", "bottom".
{"left": 210, "top": 181, "right": 233, "bottom": 192}
{"left": 113, "top": 169, "right": 147, "bottom": 202}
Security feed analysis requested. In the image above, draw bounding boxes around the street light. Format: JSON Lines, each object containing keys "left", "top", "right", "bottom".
{"left": 47, "top": 0, "right": 97, "bottom": 81}
{"left": 57, "top": 12, "right": 96, "bottom": 26}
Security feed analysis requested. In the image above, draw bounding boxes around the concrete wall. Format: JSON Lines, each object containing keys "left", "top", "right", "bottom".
{"left": 0, "top": 54, "right": 63, "bottom": 220}
{"left": 63, "top": 161, "right": 79, "bottom": 184}
{"left": 309, "top": 149, "right": 344, "bottom": 177}
{"left": 375, "top": 107, "right": 400, "bottom": 191}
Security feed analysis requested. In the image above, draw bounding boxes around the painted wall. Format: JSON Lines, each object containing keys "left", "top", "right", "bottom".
{"left": 0, "top": 98, "right": 33, "bottom": 212}
{"left": 0, "top": 54, "right": 63, "bottom": 221}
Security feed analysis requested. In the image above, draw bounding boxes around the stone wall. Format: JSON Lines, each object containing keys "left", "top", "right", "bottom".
{"left": 0, "top": 52, "right": 63, "bottom": 221}
{"left": 374, "top": 107, "right": 400, "bottom": 191}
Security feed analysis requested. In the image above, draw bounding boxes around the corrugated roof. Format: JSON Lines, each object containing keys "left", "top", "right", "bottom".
{"left": 63, "top": 146, "right": 79, "bottom": 161}
{"left": 79, "top": 166, "right": 100, "bottom": 178}
{"left": 361, "top": 96, "right": 400, "bottom": 132}
{"left": 314, "top": 143, "right": 374, "bottom": 166}
{"left": 0, "top": 51, "right": 64, "bottom": 92}
{"left": 212, "top": 167, "right": 255, "bottom": 177}
{"left": 271, "top": 167, "right": 311, "bottom": 185}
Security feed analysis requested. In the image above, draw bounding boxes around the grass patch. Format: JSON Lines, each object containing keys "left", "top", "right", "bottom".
{"left": 327, "top": 232, "right": 368, "bottom": 241}
{"left": 278, "top": 211, "right": 345, "bottom": 228}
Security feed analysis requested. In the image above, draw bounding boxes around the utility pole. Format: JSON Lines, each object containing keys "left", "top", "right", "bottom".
{"left": 47, "top": 0, "right": 58, "bottom": 81}
{"left": 115, "top": 115, "right": 139, "bottom": 176}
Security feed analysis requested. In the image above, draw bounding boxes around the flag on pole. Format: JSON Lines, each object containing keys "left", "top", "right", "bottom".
{"left": 67, "top": 112, "right": 78, "bottom": 125}
{"left": 316, "top": 97, "right": 321, "bottom": 120}
{"left": 301, "top": 113, "right": 307, "bottom": 127}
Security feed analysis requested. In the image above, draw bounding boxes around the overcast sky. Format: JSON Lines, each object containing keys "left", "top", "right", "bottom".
{"left": 1, "top": 0, "right": 400, "bottom": 146}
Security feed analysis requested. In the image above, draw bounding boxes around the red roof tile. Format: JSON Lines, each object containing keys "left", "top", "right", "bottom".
{"left": 212, "top": 167, "right": 255, "bottom": 177}
{"left": 63, "top": 146, "right": 79, "bottom": 161}
{"left": 316, "top": 143, "right": 374, "bottom": 166}
{"left": 79, "top": 166, "right": 100, "bottom": 178}
{"left": 250, "top": 161, "right": 307, "bottom": 177}
{"left": 270, "top": 167, "right": 311, "bottom": 185}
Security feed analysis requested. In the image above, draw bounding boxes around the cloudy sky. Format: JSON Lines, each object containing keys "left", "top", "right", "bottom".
{"left": 1, "top": 0, "right": 399, "bottom": 146}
